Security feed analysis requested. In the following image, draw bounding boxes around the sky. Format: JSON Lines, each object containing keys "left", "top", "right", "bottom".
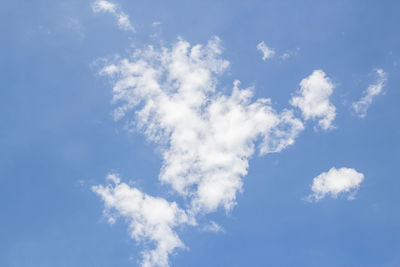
{"left": 1, "top": 0, "right": 400, "bottom": 266}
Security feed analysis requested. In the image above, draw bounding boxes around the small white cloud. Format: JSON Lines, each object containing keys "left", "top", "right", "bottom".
{"left": 280, "top": 52, "right": 291, "bottom": 60}
{"left": 106, "top": 172, "right": 120, "bottom": 184}
{"left": 290, "top": 70, "right": 336, "bottom": 130}
{"left": 92, "top": 173, "right": 195, "bottom": 267}
{"left": 352, "top": 69, "right": 387, "bottom": 118}
{"left": 202, "top": 221, "right": 224, "bottom": 233}
{"left": 257, "top": 41, "right": 275, "bottom": 61}
{"left": 152, "top": 21, "right": 161, "bottom": 27}
{"left": 92, "top": 0, "right": 135, "bottom": 32}
{"left": 306, "top": 167, "right": 364, "bottom": 202}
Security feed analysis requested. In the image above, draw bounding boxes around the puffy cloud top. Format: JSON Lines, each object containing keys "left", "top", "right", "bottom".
{"left": 290, "top": 70, "right": 336, "bottom": 130}
{"left": 306, "top": 167, "right": 364, "bottom": 201}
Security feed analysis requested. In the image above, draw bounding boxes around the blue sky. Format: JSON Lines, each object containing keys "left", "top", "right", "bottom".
{"left": 1, "top": 0, "right": 400, "bottom": 266}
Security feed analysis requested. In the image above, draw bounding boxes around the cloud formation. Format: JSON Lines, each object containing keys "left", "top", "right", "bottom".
{"left": 290, "top": 70, "right": 336, "bottom": 130}
{"left": 92, "top": 0, "right": 135, "bottom": 31}
{"left": 306, "top": 167, "right": 364, "bottom": 201}
{"left": 257, "top": 41, "right": 275, "bottom": 60}
{"left": 101, "top": 37, "right": 304, "bottom": 213}
{"left": 352, "top": 69, "right": 387, "bottom": 118}
{"left": 92, "top": 173, "right": 195, "bottom": 267}
{"left": 95, "top": 37, "right": 307, "bottom": 266}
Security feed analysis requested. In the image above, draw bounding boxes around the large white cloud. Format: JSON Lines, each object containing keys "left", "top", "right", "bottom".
{"left": 92, "top": 173, "right": 195, "bottom": 267}
{"left": 92, "top": 0, "right": 135, "bottom": 32}
{"left": 256, "top": 41, "right": 275, "bottom": 61}
{"left": 306, "top": 167, "right": 364, "bottom": 202}
{"left": 94, "top": 37, "right": 307, "bottom": 266}
{"left": 290, "top": 70, "right": 336, "bottom": 130}
{"left": 101, "top": 37, "right": 304, "bottom": 214}
{"left": 352, "top": 69, "right": 387, "bottom": 118}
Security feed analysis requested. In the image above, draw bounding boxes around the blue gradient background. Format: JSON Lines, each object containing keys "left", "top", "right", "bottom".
{"left": 1, "top": 0, "right": 399, "bottom": 266}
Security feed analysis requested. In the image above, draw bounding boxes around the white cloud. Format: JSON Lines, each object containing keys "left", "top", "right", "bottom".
{"left": 92, "top": 0, "right": 116, "bottom": 13}
{"left": 290, "top": 70, "right": 336, "bottom": 130}
{"left": 202, "top": 221, "right": 224, "bottom": 233}
{"left": 101, "top": 37, "right": 304, "bottom": 215}
{"left": 95, "top": 37, "right": 314, "bottom": 266}
{"left": 352, "top": 69, "right": 387, "bottom": 118}
{"left": 306, "top": 167, "right": 364, "bottom": 202}
{"left": 92, "top": 173, "right": 195, "bottom": 267}
{"left": 257, "top": 41, "right": 275, "bottom": 60}
{"left": 92, "top": 0, "right": 135, "bottom": 32}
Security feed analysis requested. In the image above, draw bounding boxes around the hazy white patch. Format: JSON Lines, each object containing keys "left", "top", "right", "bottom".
{"left": 306, "top": 167, "right": 364, "bottom": 202}
{"left": 152, "top": 21, "right": 161, "bottom": 27}
{"left": 290, "top": 70, "right": 336, "bottom": 130}
{"left": 93, "top": 173, "right": 195, "bottom": 267}
{"left": 76, "top": 179, "right": 86, "bottom": 188}
{"left": 92, "top": 0, "right": 135, "bottom": 32}
{"left": 280, "top": 48, "right": 299, "bottom": 60}
{"left": 106, "top": 172, "right": 121, "bottom": 184}
{"left": 65, "top": 17, "right": 85, "bottom": 40}
{"left": 92, "top": 0, "right": 116, "bottom": 12}
{"left": 257, "top": 41, "right": 275, "bottom": 60}
{"left": 280, "top": 52, "right": 291, "bottom": 60}
{"left": 202, "top": 221, "right": 224, "bottom": 233}
{"left": 352, "top": 69, "right": 387, "bottom": 118}
{"left": 38, "top": 25, "right": 52, "bottom": 35}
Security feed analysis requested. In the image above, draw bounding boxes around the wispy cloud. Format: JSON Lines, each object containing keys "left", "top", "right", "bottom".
{"left": 290, "top": 70, "right": 336, "bottom": 130}
{"left": 92, "top": 0, "right": 135, "bottom": 32}
{"left": 257, "top": 41, "right": 275, "bottom": 60}
{"left": 65, "top": 17, "right": 85, "bottom": 40}
{"left": 352, "top": 69, "right": 387, "bottom": 118}
{"left": 280, "top": 48, "right": 300, "bottom": 60}
{"left": 203, "top": 221, "right": 225, "bottom": 233}
{"left": 94, "top": 37, "right": 307, "bottom": 266}
{"left": 306, "top": 167, "right": 364, "bottom": 202}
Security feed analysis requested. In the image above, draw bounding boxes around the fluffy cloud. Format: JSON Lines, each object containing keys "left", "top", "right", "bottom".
{"left": 290, "top": 70, "right": 336, "bottom": 130}
{"left": 102, "top": 37, "right": 304, "bottom": 214}
{"left": 94, "top": 37, "right": 306, "bottom": 265}
{"left": 306, "top": 167, "right": 364, "bottom": 201}
{"left": 257, "top": 41, "right": 275, "bottom": 60}
{"left": 92, "top": 173, "right": 194, "bottom": 267}
{"left": 92, "top": 0, "right": 135, "bottom": 31}
{"left": 352, "top": 69, "right": 387, "bottom": 118}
